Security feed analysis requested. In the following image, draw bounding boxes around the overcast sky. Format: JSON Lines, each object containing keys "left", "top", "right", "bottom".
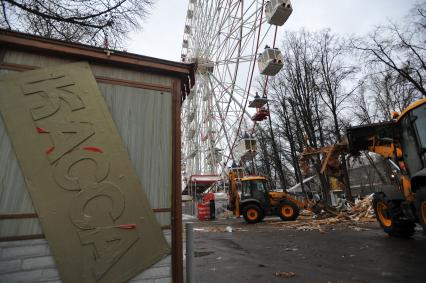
{"left": 127, "top": 0, "right": 418, "bottom": 62}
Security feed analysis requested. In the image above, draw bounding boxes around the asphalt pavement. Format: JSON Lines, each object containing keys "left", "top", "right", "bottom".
{"left": 190, "top": 217, "right": 426, "bottom": 283}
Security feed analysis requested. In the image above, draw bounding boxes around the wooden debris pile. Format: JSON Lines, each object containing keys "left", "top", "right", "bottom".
{"left": 269, "top": 217, "right": 341, "bottom": 233}
{"left": 334, "top": 193, "right": 375, "bottom": 222}
{"left": 266, "top": 194, "right": 376, "bottom": 233}
{"left": 274, "top": 271, "right": 296, "bottom": 278}
{"left": 193, "top": 195, "right": 376, "bottom": 234}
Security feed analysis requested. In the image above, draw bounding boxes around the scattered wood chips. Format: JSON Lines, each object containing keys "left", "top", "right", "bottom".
{"left": 194, "top": 195, "right": 376, "bottom": 234}
{"left": 266, "top": 194, "right": 376, "bottom": 233}
{"left": 275, "top": 271, "right": 296, "bottom": 278}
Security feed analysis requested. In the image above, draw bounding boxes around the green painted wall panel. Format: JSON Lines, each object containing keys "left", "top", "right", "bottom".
{"left": 0, "top": 62, "right": 170, "bottom": 282}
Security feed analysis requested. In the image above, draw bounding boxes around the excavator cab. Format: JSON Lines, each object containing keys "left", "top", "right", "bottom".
{"left": 241, "top": 178, "right": 270, "bottom": 206}
{"left": 238, "top": 176, "right": 271, "bottom": 223}
{"left": 397, "top": 101, "right": 426, "bottom": 183}
{"left": 396, "top": 100, "right": 426, "bottom": 234}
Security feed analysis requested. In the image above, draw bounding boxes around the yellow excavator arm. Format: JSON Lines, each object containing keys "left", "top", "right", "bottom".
{"left": 228, "top": 171, "right": 241, "bottom": 217}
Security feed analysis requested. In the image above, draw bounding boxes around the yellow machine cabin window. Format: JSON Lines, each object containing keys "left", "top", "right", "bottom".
{"left": 242, "top": 180, "right": 267, "bottom": 199}
{"left": 412, "top": 106, "right": 426, "bottom": 151}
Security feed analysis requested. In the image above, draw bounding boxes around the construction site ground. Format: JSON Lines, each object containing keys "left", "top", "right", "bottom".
{"left": 189, "top": 215, "right": 426, "bottom": 283}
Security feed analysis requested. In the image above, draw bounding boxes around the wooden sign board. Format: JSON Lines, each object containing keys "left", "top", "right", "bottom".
{"left": 0, "top": 62, "right": 170, "bottom": 282}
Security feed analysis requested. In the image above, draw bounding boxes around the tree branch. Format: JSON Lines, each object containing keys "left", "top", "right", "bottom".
{"left": 4, "top": 0, "right": 116, "bottom": 28}
{"left": 1, "top": 0, "right": 11, "bottom": 29}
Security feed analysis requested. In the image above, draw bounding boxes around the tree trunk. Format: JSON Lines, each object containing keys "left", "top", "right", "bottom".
{"left": 267, "top": 101, "right": 287, "bottom": 190}
{"left": 332, "top": 110, "right": 353, "bottom": 202}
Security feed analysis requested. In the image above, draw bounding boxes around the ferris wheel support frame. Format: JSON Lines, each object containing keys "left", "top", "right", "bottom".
{"left": 181, "top": 0, "right": 290, "bottom": 184}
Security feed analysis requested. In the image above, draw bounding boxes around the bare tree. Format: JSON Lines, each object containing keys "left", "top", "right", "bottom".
{"left": 316, "top": 30, "right": 359, "bottom": 201}
{"left": 279, "top": 30, "right": 326, "bottom": 148}
{"left": 256, "top": 129, "right": 274, "bottom": 183}
{"left": 270, "top": 81, "right": 304, "bottom": 186}
{"left": 353, "top": 2, "right": 426, "bottom": 97}
{"left": 350, "top": 84, "right": 378, "bottom": 125}
{"left": 317, "top": 30, "right": 358, "bottom": 142}
{"left": 264, "top": 30, "right": 333, "bottom": 200}
{"left": 262, "top": 29, "right": 360, "bottom": 203}
{"left": 369, "top": 67, "right": 421, "bottom": 120}
{"left": 0, "top": 0, "right": 154, "bottom": 47}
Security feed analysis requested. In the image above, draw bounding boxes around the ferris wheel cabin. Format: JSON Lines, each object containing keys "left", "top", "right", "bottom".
{"left": 206, "top": 148, "right": 223, "bottom": 166}
{"left": 186, "top": 110, "right": 195, "bottom": 123}
{"left": 187, "top": 9, "right": 193, "bottom": 19}
{"left": 251, "top": 107, "right": 270, "bottom": 121}
{"left": 265, "top": 0, "right": 293, "bottom": 26}
{"left": 249, "top": 93, "right": 270, "bottom": 121}
{"left": 257, "top": 47, "right": 284, "bottom": 76}
{"left": 249, "top": 95, "right": 268, "bottom": 108}
{"left": 182, "top": 39, "right": 188, "bottom": 49}
{"left": 229, "top": 162, "right": 245, "bottom": 179}
{"left": 235, "top": 137, "right": 258, "bottom": 162}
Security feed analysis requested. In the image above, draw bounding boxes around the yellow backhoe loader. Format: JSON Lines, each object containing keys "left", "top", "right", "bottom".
{"left": 345, "top": 98, "right": 426, "bottom": 236}
{"left": 299, "top": 98, "right": 426, "bottom": 236}
{"left": 227, "top": 171, "right": 320, "bottom": 224}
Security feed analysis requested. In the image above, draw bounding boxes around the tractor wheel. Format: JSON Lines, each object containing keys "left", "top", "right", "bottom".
{"left": 416, "top": 188, "right": 426, "bottom": 235}
{"left": 278, "top": 200, "right": 300, "bottom": 221}
{"left": 373, "top": 192, "right": 415, "bottom": 237}
{"left": 242, "top": 204, "right": 263, "bottom": 224}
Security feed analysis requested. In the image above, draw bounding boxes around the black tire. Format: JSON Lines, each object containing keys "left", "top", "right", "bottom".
{"left": 373, "top": 192, "right": 415, "bottom": 237}
{"left": 242, "top": 204, "right": 263, "bottom": 224}
{"left": 278, "top": 200, "right": 300, "bottom": 221}
{"left": 416, "top": 188, "right": 426, "bottom": 235}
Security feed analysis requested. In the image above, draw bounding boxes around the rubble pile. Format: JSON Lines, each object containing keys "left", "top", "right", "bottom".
{"left": 266, "top": 194, "right": 376, "bottom": 233}
{"left": 192, "top": 195, "right": 376, "bottom": 234}
{"left": 266, "top": 216, "right": 340, "bottom": 233}
{"left": 340, "top": 193, "right": 375, "bottom": 221}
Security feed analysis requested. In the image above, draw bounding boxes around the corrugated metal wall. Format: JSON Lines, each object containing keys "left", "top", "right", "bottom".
{"left": 0, "top": 48, "right": 174, "bottom": 235}
{"left": 0, "top": 116, "right": 42, "bottom": 237}
{"left": 99, "top": 83, "right": 172, "bottom": 226}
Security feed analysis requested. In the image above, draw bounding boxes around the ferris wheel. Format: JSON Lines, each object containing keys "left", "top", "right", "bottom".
{"left": 181, "top": 0, "right": 293, "bottom": 185}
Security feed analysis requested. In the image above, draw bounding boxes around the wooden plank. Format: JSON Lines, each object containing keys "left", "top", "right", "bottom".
{"left": 171, "top": 79, "right": 183, "bottom": 283}
{"left": 0, "top": 62, "right": 169, "bottom": 283}
{"left": 0, "top": 213, "right": 38, "bottom": 219}
{"left": 0, "top": 234, "right": 45, "bottom": 242}
{"left": 0, "top": 63, "right": 172, "bottom": 92}
{"left": 0, "top": 208, "right": 171, "bottom": 220}
{"left": 0, "top": 33, "right": 192, "bottom": 75}
{"left": 0, "top": 227, "right": 171, "bottom": 242}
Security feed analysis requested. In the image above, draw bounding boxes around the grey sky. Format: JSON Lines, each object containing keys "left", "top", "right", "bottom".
{"left": 127, "top": 0, "right": 418, "bottom": 61}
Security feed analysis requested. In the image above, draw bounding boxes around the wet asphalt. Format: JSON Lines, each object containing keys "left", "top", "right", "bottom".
{"left": 190, "top": 217, "right": 426, "bottom": 283}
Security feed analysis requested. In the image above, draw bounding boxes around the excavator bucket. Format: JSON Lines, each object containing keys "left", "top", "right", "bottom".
{"left": 346, "top": 121, "right": 393, "bottom": 154}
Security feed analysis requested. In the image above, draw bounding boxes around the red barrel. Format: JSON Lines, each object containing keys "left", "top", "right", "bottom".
{"left": 197, "top": 203, "right": 210, "bottom": 221}
{"left": 203, "top": 193, "right": 215, "bottom": 203}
